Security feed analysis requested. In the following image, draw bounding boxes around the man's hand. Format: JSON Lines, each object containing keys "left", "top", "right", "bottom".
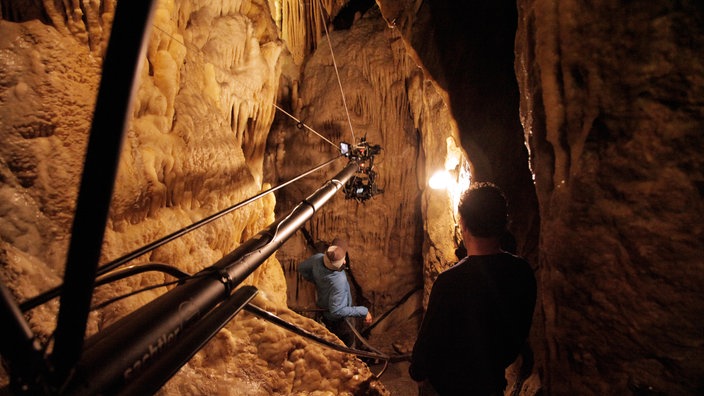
{"left": 364, "top": 312, "right": 373, "bottom": 325}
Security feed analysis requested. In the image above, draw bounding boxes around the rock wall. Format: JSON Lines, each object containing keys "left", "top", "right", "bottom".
{"left": 379, "top": 0, "right": 704, "bottom": 394}
{"left": 515, "top": 0, "right": 704, "bottom": 394}
{"left": 4, "top": 0, "right": 701, "bottom": 394}
{"left": 0, "top": 0, "right": 387, "bottom": 394}
{"left": 266, "top": 4, "right": 462, "bottom": 354}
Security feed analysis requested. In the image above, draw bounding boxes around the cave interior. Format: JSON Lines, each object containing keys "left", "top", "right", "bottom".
{"left": 0, "top": 0, "right": 702, "bottom": 395}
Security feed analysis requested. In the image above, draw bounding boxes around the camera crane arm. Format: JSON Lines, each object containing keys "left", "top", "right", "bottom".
{"left": 52, "top": 159, "right": 361, "bottom": 395}
{"left": 0, "top": 0, "right": 384, "bottom": 390}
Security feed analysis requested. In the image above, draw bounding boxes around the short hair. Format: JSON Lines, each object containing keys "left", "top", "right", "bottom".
{"left": 457, "top": 182, "right": 508, "bottom": 238}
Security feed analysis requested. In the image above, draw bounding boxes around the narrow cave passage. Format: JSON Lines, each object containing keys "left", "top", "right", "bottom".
{"left": 2, "top": 0, "right": 701, "bottom": 394}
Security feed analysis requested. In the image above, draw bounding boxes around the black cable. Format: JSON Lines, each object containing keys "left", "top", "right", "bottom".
{"left": 90, "top": 279, "right": 183, "bottom": 311}
{"left": 243, "top": 303, "right": 393, "bottom": 362}
{"left": 95, "top": 263, "right": 190, "bottom": 286}
{"left": 30, "top": 264, "right": 196, "bottom": 359}
{"left": 344, "top": 318, "right": 391, "bottom": 378}
{"left": 91, "top": 262, "right": 194, "bottom": 311}
{"left": 299, "top": 227, "right": 317, "bottom": 252}
{"left": 362, "top": 286, "right": 422, "bottom": 336}
{"left": 63, "top": 261, "right": 410, "bottom": 379}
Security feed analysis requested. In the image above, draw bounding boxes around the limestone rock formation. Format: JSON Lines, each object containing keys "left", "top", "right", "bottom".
{"left": 514, "top": 1, "right": 704, "bottom": 394}
{"left": 0, "top": 1, "right": 389, "bottom": 394}
{"left": 377, "top": 0, "right": 703, "bottom": 394}
{"left": 1, "top": 0, "right": 702, "bottom": 395}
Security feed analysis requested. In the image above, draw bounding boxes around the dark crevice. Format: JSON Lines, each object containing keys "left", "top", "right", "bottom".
{"left": 332, "top": 0, "right": 375, "bottom": 30}
{"left": 0, "top": 0, "right": 51, "bottom": 24}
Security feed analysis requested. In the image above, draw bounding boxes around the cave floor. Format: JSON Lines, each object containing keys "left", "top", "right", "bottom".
{"left": 370, "top": 360, "right": 418, "bottom": 395}
{"left": 365, "top": 317, "right": 419, "bottom": 395}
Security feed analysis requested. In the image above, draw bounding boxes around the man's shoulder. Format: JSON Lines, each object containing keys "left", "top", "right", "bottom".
{"left": 467, "top": 252, "right": 530, "bottom": 267}
{"left": 299, "top": 253, "right": 324, "bottom": 271}
{"left": 435, "top": 259, "right": 477, "bottom": 286}
{"left": 439, "top": 253, "right": 528, "bottom": 279}
{"left": 302, "top": 252, "right": 324, "bottom": 262}
{"left": 328, "top": 269, "right": 347, "bottom": 280}
{"left": 443, "top": 257, "right": 477, "bottom": 274}
{"left": 497, "top": 252, "right": 533, "bottom": 274}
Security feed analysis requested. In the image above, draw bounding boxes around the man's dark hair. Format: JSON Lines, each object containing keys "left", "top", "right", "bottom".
{"left": 458, "top": 182, "right": 508, "bottom": 238}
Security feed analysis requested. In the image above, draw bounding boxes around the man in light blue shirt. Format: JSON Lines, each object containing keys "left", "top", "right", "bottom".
{"left": 298, "top": 237, "right": 372, "bottom": 347}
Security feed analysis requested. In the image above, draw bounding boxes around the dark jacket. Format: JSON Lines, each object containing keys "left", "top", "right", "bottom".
{"left": 409, "top": 253, "right": 536, "bottom": 395}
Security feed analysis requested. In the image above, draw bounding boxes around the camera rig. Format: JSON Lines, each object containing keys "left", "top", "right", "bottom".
{"left": 0, "top": 2, "right": 390, "bottom": 393}
{"left": 340, "top": 138, "right": 383, "bottom": 202}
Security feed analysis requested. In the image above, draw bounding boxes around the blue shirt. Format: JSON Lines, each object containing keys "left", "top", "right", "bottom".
{"left": 298, "top": 253, "right": 368, "bottom": 321}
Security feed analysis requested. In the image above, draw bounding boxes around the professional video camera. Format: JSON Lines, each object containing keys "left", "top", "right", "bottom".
{"left": 339, "top": 137, "right": 383, "bottom": 202}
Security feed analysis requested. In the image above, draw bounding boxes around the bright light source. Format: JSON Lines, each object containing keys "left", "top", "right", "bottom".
{"left": 429, "top": 170, "right": 452, "bottom": 190}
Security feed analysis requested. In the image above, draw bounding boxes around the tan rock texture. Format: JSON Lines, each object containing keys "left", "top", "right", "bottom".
{"left": 379, "top": 0, "right": 704, "bottom": 394}
{"left": 513, "top": 1, "right": 704, "bottom": 394}
{"left": 1, "top": 0, "right": 388, "bottom": 394}
{"left": 1, "top": 0, "right": 702, "bottom": 395}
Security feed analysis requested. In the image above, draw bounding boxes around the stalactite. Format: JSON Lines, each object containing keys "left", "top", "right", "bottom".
{"left": 535, "top": 0, "right": 567, "bottom": 187}
{"left": 38, "top": 0, "right": 110, "bottom": 54}
{"left": 2, "top": 1, "right": 393, "bottom": 394}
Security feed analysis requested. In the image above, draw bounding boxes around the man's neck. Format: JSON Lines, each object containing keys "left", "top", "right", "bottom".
{"left": 464, "top": 235, "right": 501, "bottom": 256}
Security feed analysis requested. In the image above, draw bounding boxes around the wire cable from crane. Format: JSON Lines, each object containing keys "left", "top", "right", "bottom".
{"left": 44, "top": 260, "right": 407, "bottom": 380}
{"left": 151, "top": 23, "right": 342, "bottom": 154}
{"left": 19, "top": 155, "right": 344, "bottom": 312}
{"left": 273, "top": 103, "right": 340, "bottom": 151}
{"left": 243, "top": 302, "right": 412, "bottom": 380}
{"left": 22, "top": 8, "right": 386, "bottom": 310}
{"left": 317, "top": 0, "right": 357, "bottom": 145}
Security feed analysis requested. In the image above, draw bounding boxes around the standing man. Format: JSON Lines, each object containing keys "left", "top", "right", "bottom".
{"left": 298, "top": 237, "right": 373, "bottom": 347}
{"left": 409, "top": 182, "right": 537, "bottom": 395}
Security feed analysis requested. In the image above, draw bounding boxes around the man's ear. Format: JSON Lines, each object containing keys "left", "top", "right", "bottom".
{"left": 459, "top": 220, "right": 470, "bottom": 238}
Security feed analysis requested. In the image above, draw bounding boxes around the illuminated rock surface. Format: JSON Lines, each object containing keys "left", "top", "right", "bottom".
{"left": 1, "top": 0, "right": 702, "bottom": 395}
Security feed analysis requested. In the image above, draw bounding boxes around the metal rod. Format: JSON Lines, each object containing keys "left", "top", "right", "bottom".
{"left": 19, "top": 155, "right": 343, "bottom": 313}
{"left": 115, "top": 286, "right": 259, "bottom": 396}
{"left": 0, "top": 281, "right": 47, "bottom": 394}
{"left": 94, "top": 155, "right": 343, "bottom": 277}
{"left": 49, "top": 0, "right": 158, "bottom": 385}
{"left": 59, "top": 160, "right": 359, "bottom": 395}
